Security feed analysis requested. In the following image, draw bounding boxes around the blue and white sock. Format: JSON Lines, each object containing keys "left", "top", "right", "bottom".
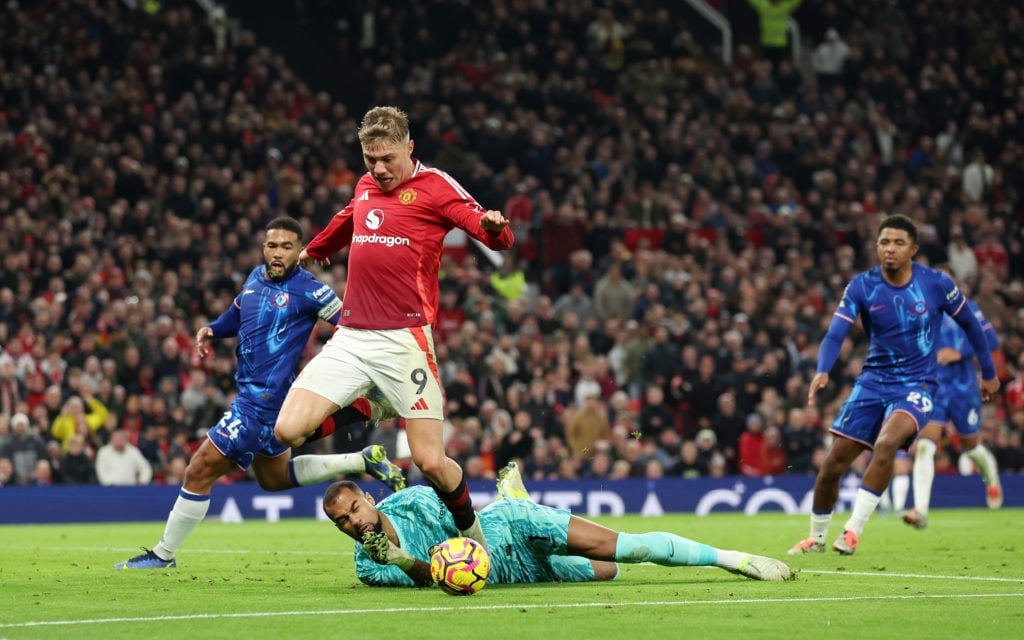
{"left": 153, "top": 489, "right": 210, "bottom": 561}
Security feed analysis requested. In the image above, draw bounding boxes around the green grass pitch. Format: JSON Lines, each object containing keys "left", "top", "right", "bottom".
{"left": 1, "top": 509, "right": 1021, "bottom": 639}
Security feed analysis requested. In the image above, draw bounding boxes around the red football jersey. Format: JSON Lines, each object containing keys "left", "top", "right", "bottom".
{"left": 305, "top": 161, "right": 515, "bottom": 329}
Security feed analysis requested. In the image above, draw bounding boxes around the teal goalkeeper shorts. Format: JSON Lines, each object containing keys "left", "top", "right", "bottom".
{"left": 480, "top": 499, "right": 597, "bottom": 584}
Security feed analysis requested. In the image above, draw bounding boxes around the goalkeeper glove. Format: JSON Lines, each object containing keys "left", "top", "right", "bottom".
{"left": 362, "top": 531, "right": 415, "bottom": 571}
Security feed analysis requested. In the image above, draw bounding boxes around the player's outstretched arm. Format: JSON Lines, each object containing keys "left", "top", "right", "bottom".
{"left": 362, "top": 532, "right": 434, "bottom": 587}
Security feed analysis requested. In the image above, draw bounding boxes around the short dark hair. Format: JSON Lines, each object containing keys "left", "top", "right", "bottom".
{"left": 322, "top": 479, "right": 363, "bottom": 516}
{"left": 877, "top": 214, "right": 917, "bottom": 244}
{"left": 266, "top": 215, "right": 303, "bottom": 240}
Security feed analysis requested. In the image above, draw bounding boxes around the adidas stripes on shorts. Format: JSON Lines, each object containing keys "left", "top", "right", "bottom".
{"left": 292, "top": 325, "right": 445, "bottom": 421}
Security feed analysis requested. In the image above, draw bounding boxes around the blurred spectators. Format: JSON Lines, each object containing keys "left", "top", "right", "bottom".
{"left": 61, "top": 434, "right": 99, "bottom": 484}
{"left": 49, "top": 385, "right": 109, "bottom": 452}
{"left": 0, "top": 456, "right": 15, "bottom": 487}
{"left": 0, "top": 413, "right": 47, "bottom": 485}
{"left": 95, "top": 429, "right": 153, "bottom": 486}
{"left": 0, "top": 0, "right": 1021, "bottom": 485}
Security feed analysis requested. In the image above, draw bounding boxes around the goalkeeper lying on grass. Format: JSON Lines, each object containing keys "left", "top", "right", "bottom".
{"left": 323, "top": 462, "right": 793, "bottom": 587}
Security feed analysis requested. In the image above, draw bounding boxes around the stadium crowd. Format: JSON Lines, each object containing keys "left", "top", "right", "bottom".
{"left": 1, "top": 0, "right": 1023, "bottom": 488}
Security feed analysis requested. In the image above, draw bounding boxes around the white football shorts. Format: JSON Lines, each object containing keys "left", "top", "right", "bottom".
{"left": 292, "top": 325, "right": 445, "bottom": 421}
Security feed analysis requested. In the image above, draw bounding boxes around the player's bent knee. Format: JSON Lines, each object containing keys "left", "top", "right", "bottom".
{"left": 414, "top": 454, "right": 446, "bottom": 479}
{"left": 873, "top": 437, "right": 902, "bottom": 459}
{"left": 272, "top": 409, "right": 311, "bottom": 444}
{"left": 274, "top": 422, "right": 305, "bottom": 448}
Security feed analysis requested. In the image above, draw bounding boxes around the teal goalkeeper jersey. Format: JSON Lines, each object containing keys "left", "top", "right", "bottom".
{"left": 353, "top": 487, "right": 460, "bottom": 587}
{"left": 351, "top": 486, "right": 592, "bottom": 587}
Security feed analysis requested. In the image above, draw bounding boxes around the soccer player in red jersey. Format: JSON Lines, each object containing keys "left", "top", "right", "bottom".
{"left": 275, "top": 106, "right": 514, "bottom": 549}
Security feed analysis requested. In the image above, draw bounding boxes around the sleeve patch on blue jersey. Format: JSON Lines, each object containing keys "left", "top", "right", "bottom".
{"left": 318, "top": 298, "right": 342, "bottom": 320}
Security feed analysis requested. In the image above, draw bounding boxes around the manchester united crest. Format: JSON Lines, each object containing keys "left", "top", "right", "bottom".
{"left": 398, "top": 188, "right": 417, "bottom": 204}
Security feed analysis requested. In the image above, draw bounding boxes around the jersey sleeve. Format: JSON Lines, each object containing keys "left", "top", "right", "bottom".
{"left": 206, "top": 295, "right": 242, "bottom": 338}
{"left": 308, "top": 278, "right": 343, "bottom": 325}
{"left": 432, "top": 171, "right": 515, "bottom": 250}
{"left": 354, "top": 548, "right": 417, "bottom": 587}
{"left": 935, "top": 270, "right": 968, "bottom": 317}
{"left": 306, "top": 200, "right": 356, "bottom": 260}
{"left": 937, "top": 316, "right": 963, "bottom": 354}
{"left": 932, "top": 271, "right": 995, "bottom": 378}
{"left": 974, "top": 304, "right": 1001, "bottom": 351}
{"left": 833, "top": 278, "right": 862, "bottom": 323}
{"left": 816, "top": 278, "right": 858, "bottom": 374}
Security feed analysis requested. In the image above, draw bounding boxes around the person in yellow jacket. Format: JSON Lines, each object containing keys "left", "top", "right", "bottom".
{"left": 490, "top": 258, "right": 529, "bottom": 301}
{"left": 49, "top": 385, "right": 109, "bottom": 452}
{"left": 748, "top": 0, "right": 803, "bottom": 64}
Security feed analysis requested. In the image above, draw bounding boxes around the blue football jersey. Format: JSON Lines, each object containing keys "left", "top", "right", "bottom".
{"left": 210, "top": 266, "right": 341, "bottom": 412}
{"left": 832, "top": 263, "right": 968, "bottom": 389}
{"left": 936, "top": 299, "right": 997, "bottom": 394}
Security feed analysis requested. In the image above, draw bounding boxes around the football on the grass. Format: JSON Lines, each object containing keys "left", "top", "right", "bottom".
{"left": 429, "top": 537, "right": 490, "bottom": 595}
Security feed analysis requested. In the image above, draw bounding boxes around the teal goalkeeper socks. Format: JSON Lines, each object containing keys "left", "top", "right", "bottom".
{"left": 614, "top": 532, "right": 718, "bottom": 567}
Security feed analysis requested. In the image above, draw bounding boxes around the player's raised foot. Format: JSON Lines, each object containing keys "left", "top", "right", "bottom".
{"left": 832, "top": 530, "right": 858, "bottom": 555}
{"left": 986, "top": 482, "right": 1003, "bottom": 509}
{"left": 459, "top": 515, "right": 490, "bottom": 553}
{"left": 787, "top": 538, "right": 825, "bottom": 555}
{"left": 115, "top": 548, "right": 176, "bottom": 569}
{"left": 902, "top": 508, "right": 928, "bottom": 530}
{"left": 366, "top": 387, "right": 399, "bottom": 421}
{"left": 727, "top": 554, "right": 793, "bottom": 581}
{"left": 362, "top": 445, "right": 406, "bottom": 492}
{"left": 497, "top": 462, "right": 531, "bottom": 501}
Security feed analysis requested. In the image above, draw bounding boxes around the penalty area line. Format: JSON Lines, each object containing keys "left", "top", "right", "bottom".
{"left": 3, "top": 592, "right": 1024, "bottom": 629}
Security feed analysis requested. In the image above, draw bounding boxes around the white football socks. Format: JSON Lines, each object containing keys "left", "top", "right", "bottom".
{"left": 289, "top": 453, "right": 366, "bottom": 486}
{"left": 913, "top": 438, "right": 937, "bottom": 516}
{"left": 843, "top": 488, "right": 882, "bottom": 536}
{"left": 890, "top": 473, "right": 910, "bottom": 513}
{"left": 810, "top": 512, "right": 832, "bottom": 544}
{"left": 153, "top": 490, "right": 210, "bottom": 561}
{"left": 964, "top": 444, "right": 999, "bottom": 487}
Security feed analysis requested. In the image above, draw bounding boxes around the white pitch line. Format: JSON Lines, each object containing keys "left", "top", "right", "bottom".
{"left": 803, "top": 570, "right": 1024, "bottom": 583}
{"left": 2, "top": 593, "right": 1023, "bottom": 629}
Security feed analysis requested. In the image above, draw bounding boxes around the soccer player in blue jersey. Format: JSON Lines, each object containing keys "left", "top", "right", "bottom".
{"left": 789, "top": 215, "right": 999, "bottom": 556}
{"left": 116, "top": 216, "right": 404, "bottom": 569}
{"left": 323, "top": 462, "right": 792, "bottom": 587}
{"left": 901, "top": 269, "right": 1003, "bottom": 530}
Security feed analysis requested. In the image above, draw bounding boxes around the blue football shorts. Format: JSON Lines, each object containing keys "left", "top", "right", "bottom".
{"left": 206, "top": 399, "right": 288, "bottom": 469}
{"left": 830, "top": 382, "right": 935, "bottom": 449}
